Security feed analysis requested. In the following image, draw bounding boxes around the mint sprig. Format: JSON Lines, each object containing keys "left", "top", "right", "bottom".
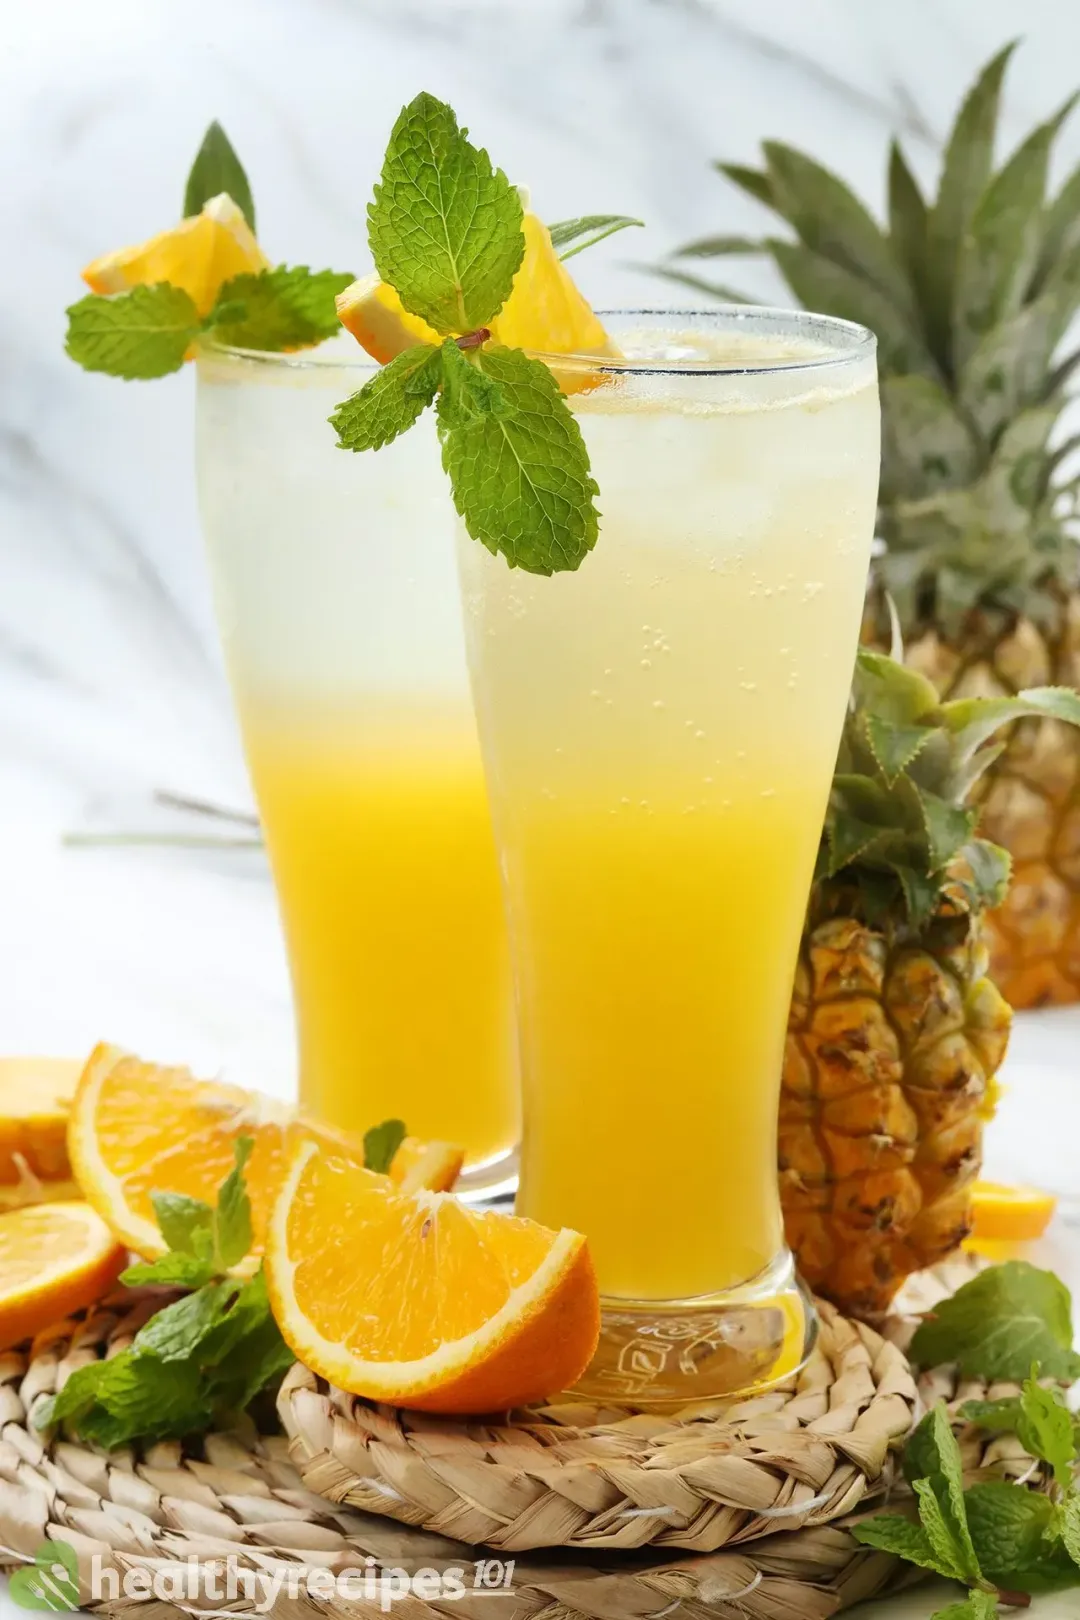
{"left": 332, "top": 91, "right": 604, "bottom": 575}
{"left": 854, "top": 1263, "right": 1080, "bottom": 1614}
{"left": 66, "top": 265, "right": 353, "bottom": 379}
{"left": 184, "top": 119, "right": 256, "bottom": 232}
{"left": 33, "top": 1139, "right": 293, "bottom": 1448}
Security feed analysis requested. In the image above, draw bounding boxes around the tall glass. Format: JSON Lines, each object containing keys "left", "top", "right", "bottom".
{"left": 196, "top": 337, "right": 518, "bottom": 1192}
{"left": 458, "top": 310, "right": 879, "bottom": 1400}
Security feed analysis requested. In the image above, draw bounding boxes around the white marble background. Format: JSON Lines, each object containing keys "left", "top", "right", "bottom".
{"left": 0, "top": 6, "right": 1078, "bottom": 1125}
{"left": 2, "top": 8, "right": 1080, "bottom": 1616}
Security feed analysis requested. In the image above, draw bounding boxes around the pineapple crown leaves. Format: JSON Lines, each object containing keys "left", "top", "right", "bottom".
{"left": 665, "top": 43, "right": 1080, "bottom": 630}
{"left": 822, "top": 649, "right": 1080, "bottom": 927}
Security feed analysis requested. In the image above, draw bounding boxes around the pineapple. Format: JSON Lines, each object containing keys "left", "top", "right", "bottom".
{"left": 667, "top": 44, "right": 1080, "bottom": 1006}
{"left": 781, "top": 650, "right": 1080, "bottom": 1319}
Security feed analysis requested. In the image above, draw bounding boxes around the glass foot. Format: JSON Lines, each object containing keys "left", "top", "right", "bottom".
{"left": 454, "top": 1145, "right": 519, "bottom": 1203}
{"left": 570, "top": 1249, "right": 817, "bottom": 1409}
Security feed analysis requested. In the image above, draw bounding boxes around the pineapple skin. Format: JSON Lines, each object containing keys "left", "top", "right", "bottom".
{"left": 904, "top": 603, "right": 1080, "bottom": 1008}
{"left": 781, "top": 897, "right": 1011, "bottom": 1319}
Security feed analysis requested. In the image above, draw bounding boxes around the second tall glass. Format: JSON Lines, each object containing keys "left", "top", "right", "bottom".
{"left": 458, "top": 310, "right": 880, "bottom": 1401}
{"left": 196, "top": 338, "right": 519, "bottom": 1192}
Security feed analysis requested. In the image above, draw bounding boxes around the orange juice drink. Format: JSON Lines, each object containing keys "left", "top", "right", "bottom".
{"left": 196, "top": 339, "right": 519, "bottom": 1188}
{"left": 458, "top": 312, "right": 879, "bottom": 1396}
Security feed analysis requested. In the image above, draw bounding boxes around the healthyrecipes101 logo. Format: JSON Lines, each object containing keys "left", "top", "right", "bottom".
{"left": 10, "top": 1541, "right": 518, "bottom": 1613}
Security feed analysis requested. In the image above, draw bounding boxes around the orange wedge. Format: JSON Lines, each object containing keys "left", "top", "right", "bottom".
{"left": 68, "top": 1044, "right": 462, "bottom": 1276}
{"left": 969, "top": 1181, "right": 1057, "bottom": 1244}
{"left": 0, "top": 1057, "right": 82, "bottom": 1186}
{"left": 337, "top": 212, "right": 619, "bottom": 386}
{"left": 388, "top": 1136, "right": 464, "bottom": 1195}
{"left": 266, "top": 1140, "right": 600, "bottom": 1412}
{"left": 0, "top": 1202, "right": 126, "bottom": 1350}
{"left": 82, "top": 193, "right": 268, "bottom": 318}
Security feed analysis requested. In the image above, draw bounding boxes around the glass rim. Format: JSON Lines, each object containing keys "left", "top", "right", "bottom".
{"left": 197, "top": 305, "right": 876, "bottom": 377}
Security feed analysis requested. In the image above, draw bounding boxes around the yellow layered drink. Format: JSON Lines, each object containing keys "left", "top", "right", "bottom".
{"left": 196, "top": 340, "right": 519, "bottom": 1182}
{"left": 458, "top": 313, "right": 879, "bottom": 1301}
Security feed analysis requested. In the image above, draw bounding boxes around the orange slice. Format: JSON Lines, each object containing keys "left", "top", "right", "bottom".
{"left": 388, "top": 1136, "right": 464, "bottom": 1195}
{"left": 969, "top": 1181, "right": 1057, "bottom": 1244}
{"left": 266, "top": 1139, "right": 600, "bottom": 1412}
{"left": 0, "top": 1057, "right": 82, "bottom": 1185}
{"left": 337, "top": 212, "right": 619, "bottom": 386}
{"left": 336, "top": 273, "right": 439, "bottom": 364}
{"left": 0, "top": 1202, "right": 126, "bottom": 1350}
{"left": 82, "top": 193, "right": 268, "bottom": 318}
{"left": 68, "top": 1044, "right": 461, "bottom": 1277}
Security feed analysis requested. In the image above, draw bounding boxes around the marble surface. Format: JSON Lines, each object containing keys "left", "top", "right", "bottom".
{"left": 4, "top": 3, "right": 1080, "bottom": 1615}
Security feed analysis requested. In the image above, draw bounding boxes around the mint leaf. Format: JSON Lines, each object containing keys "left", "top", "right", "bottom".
{"left": 851, "top": 1513, "right": 941, "bottom": 1573}
{"left": 331, "top": 344, "right": 442, "bottom": 451}
{"left": 368, "top": 92, "right": 524, "bottom": 333}
{"left": 1062, "top": 1495, "right": 1080, "bottom": 1569}
{"left": 914, "top": 1478, "right": 981, "bottom": 1584}
{"left": 184, "top": 120, "right": 256, "bottom": 232}
{"left": 214, "top": 1137, "right": 254, "bottom": 1271}
{"left": 438, "top": 344, "right": 599, "bottom": 574}
{"left": 204, "top": 1270, "right": 293, "bottom": 1411}
{"left": 151, "top": 1190, "right": 214, "bottom": 1255}
{"left": 930, "top": 1595, "right": 998, "bottom": 1620}
{"left": 965, "top": 1483, "right": 1079, "bottom": 1594}
{"left": 1016, "top": 1372, "right": 1078, "bottom": 1488}
{"left": 133, "top": 1281, "right": 236, "bottom": 1361}
{"left": 439, "top": 336, "right": 509, "bottom": 417}
{"left": 65, "top": 284, "right": 199, "bottom": 379}
{"left": 121, "top": 1252, "right": 217, "bottom": 1289}
{"left": 548, "top": 214, "right": 644, "bottom": 261}
{"left": 209, "top": 266, "right": 353, "bottom": 350}
{"left": 910, "top": 1263, "right": 1080, "bottom": 1382}
{"left": 363, "top": 1119, "right": 407, "bottom": 1175}
{"left": 905, "top": 1405, "right": 982, "bottom": 1584}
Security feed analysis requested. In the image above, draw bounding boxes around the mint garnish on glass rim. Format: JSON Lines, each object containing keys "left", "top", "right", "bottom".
{"left": 329, "top": 92, "right": 602, "bottom": 576}
{"left": 64, "top": 121, "right": 353, "bottom": 378}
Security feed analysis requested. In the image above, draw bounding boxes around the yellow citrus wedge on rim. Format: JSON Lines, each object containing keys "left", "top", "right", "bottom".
{"left": 266, "top": 1139, "right": 600, "bottom": 1412}
{"left": 337, "top": 212, "right": 619, "bottom": 386}
{"left": 68, "top": 1045, "right": 463, "bottom": 1276}
{"left": 82, "top": 193, "right": 268, "bottom": 318}
{"left": 969, "top": 1181, "right": 1057, "bottom": 1243}
{"left": 0, "top": 1057, "right": 82, "bottom": 1186}
{"left": 0, "top": 1202, "right": 126, "bottom": 1350}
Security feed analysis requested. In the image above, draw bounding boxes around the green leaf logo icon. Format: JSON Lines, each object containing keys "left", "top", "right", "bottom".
{"left": 9, "top": 1542, "right": 80, "bottom": 1611}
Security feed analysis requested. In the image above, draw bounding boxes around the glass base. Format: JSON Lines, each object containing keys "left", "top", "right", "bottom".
{"left": 454, "top": 1145, "right": 519, "bottom": 1203}
{"left": 569, "top": 1249, "right": 817, "bottom": 1409}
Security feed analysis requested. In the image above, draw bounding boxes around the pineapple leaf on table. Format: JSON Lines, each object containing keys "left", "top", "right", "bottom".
{"left": 781, "top": 651, "right": 1080, "bottom": 1318}
{"left": 668, "top": 43, "right": 1080, "bottom": 1008}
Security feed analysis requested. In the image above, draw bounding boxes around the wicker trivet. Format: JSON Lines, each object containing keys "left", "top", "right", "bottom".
{"left": 0, "top": 1267, "right": 1048, "bottom": 1620}
{"left": 0, "top": 1291, "right": 925, "bottom": 1619}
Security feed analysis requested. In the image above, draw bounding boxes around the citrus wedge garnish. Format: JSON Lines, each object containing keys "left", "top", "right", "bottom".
{"left": 969, "top": 1181, "right": 1057, "bottom": 1244}
{"left": 82, "top": 193, "right": 268, "bottom": 317}
{"left": 0, "top": 1202, "right": 126, "bottom": 1350}
{"left": 388, "top": 1136, "right": 464, "bottom": 1194}
{"left": 68, "top": 1045, "right": 462, "bottom": 1276}
{"left": 266, "top": 1139, "right": 599, "bottom": 1412}
{"left": 337, "top": 211, "right": 619, "bottom": 385}
{"left": 0, "top": 1057, "right": 82, "bottom": 1186}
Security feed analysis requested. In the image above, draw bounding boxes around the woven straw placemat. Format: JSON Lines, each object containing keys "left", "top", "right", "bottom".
{"left": 0, "top": 1290, "right": 927, "bottom": 1619}
{"left": 0, "top": 1263, "right": 1047, "bottom": 1620}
